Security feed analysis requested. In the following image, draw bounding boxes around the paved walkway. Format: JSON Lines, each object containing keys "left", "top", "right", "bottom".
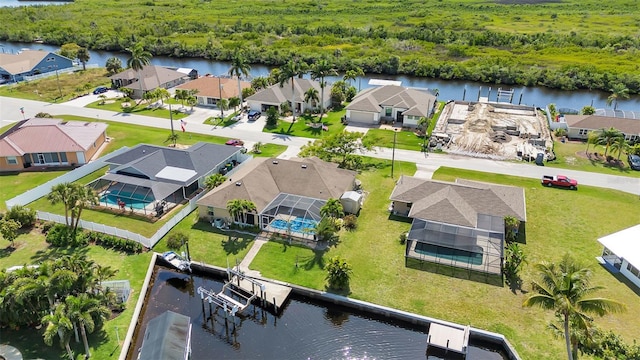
{"left": 1, "top": 96, "right": 639, "bottom": 195}
{"left": 0, "top": 344, "right": 23, "bottom": 360}
{"left": 237, "top": 235, "right": 268, "bottom": 276}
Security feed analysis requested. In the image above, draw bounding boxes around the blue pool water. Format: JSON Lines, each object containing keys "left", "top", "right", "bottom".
{"left": 101, "top": 192, "right": 150, "bottom": 210}
{"left": 415, "top": 243, "right": 483, "bottom": 265}
{"left": 270, "top": 217, "right": 317, "bottom": 234}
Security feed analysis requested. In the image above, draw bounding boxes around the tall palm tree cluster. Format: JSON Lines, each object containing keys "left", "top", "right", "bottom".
{"left": 0, "top": 254, "right": 118, "bottom": 358}
{"left": 585, "top": 127, "right": 636, "bottom": 162}
{"left": 47, "top": 182, "right": 99, "bottom": 237}
{"left": 226, "top": 199, "right": 257, "bottom": 225}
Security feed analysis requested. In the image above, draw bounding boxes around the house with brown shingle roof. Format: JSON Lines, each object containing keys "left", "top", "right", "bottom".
{"left": 196, "top": 157, "right": 356, "bottom": 239}
{"left": 390, "top": 176, "right": 526, "bottom": 276}
{"left": 0, "top": 50, "right": 74, "bottom": 83}
{"left": 109, "top": 65, "right": 190, "bottom": 99}
{"left": 245, "top": 78, "right": 330, "bottom": 115}
{"left": 346, "top": 85, "right": 437, "bottom": 127}
{"left": 176, "top": 76, "right": 250, "bottom": 107}
{"left": 0, "top": 118, "right": 108, "bottom": 172}
{"left": 564, "top": 114, "right": 640, "bottom": 142}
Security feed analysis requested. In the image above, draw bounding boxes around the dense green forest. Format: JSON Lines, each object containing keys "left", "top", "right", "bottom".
{"left": 2, "top": 0, "right": 639, "bottom": 92}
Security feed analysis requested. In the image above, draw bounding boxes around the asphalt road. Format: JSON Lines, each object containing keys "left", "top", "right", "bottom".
{"left": 2, "top": 95, "right": 639, "bottom": 196}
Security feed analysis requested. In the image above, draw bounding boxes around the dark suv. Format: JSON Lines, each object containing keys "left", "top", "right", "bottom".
{"left": 93, "top": 86, "right": 108, "bottom": 95}
{"left": 628, "top": 154, "right": 640, "bottom": 171}
{"left": 247, "top": 110, "right": 261, "bottom": 121}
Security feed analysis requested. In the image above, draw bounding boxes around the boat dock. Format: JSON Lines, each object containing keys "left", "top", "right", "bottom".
{"left": 226, "top": 267, "right": 292, "bottom": 313}
{"left": 426, "top": 323, "right": 470, "bottom": 357}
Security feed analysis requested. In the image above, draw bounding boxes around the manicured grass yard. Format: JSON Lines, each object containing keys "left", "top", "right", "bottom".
{"left": 0, "top": 171, "right": 67, "bottom": 211}
{"left": 86, "top": 98, "right": 189, "bottom": 120}
{"left": 263, "top": 109, "right": 346, "bottom": 139}
{"left": 546, "top": 139, "right": 640, "bottom": 178}
{"left": 365, "top": 128, "right": 426, "bottom": 152}
{"left": 250, "top": 164, "right": 640, "bottom": 360}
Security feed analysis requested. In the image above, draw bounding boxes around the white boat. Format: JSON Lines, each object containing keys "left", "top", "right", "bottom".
{"left": 161, "top": 251, "right": 191, "bottom": 272}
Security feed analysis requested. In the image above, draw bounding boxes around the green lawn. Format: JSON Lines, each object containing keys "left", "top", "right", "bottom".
{"left": 0, "top": 171, "right": 68, "bottom": 211}
{"left": 85, "top": 98, "right": 189, "bottom": 120}
{"left": 365, "top": 128, "right": 425, "bottom": 152}
{"left": 0, "top": 68, "right": 109, "bottom": 102}
{"left": 546, "top": 140, "right": 640, "bottom": 178}
{"left": 263, "top": 109, "right": 346, "bottom": 139}
{"left": 249, "top": 164, "right": 640, "bottom": 360}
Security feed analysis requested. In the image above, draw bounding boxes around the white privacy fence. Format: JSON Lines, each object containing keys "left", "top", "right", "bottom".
{"left": 22, "top": 64, "right": 99, "bottom": 82}
{"left": 5, "top": 148, "right": 253, "bottom": 249}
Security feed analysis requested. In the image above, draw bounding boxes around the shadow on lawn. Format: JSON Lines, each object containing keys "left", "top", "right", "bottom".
{"left": 0, "top": 245, "right": 16, "bottom": 259}
{"left": 30, "top": 244, "right": 89, "bottom": 264}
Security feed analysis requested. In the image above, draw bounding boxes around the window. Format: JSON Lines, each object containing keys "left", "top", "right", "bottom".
{"left": 578, "top": 129, "right": 589, "bottom": 136}
{"left": 60, "top": 153, "right": 68, "bottom": 162}
{"left": 385, "top": 107, "right": 392, "bottom": 117}
{"left": 207, "top": 207, "right": 214, "bottom": 216}
{"left": 627, "top": 263, "right": 640, "bottom": 278}
{"left": 7, "top": 156, "right": 18, "bottom": 165}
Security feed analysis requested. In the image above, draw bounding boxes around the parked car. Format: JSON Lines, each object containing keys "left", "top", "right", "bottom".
{"left": 541, "top": 175, "right": 578, "bottom": 190}
{"left": 225, "top": 139, "right": 244, "bottom": 146}
{"left": 628, "top": 154, "right": 640, "bottom": 171}
{"left": 93, "top": 86, "right": 108, "bottom": 95}
{"left": 247, "top": 110, "right": 261, "bottom": 121}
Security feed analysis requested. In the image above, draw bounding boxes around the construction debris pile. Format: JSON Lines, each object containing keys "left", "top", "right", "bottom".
{"left": 432, "top": 100, "right": 552, "bottom": 160}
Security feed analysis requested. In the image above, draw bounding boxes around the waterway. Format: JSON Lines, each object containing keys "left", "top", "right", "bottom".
{"left": 127, "top": 267, "right": 508, "bottom": 360}
{"left": 2, "top": 40, "right": 640, "bottom": 111}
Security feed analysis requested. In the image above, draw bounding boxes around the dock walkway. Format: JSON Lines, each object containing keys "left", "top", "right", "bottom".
{"left": 427, "top": 323, "right": 470, "bottom": 357}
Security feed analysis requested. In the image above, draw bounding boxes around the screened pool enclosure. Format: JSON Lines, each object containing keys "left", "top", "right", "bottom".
{"left": 405, "top": 218, "right": 504, "bottom": 277}
{"left": 261, "top": 193, "right": 325, "bottom": 240}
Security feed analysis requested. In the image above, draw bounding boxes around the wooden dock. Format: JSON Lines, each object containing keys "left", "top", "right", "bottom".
{"left": 427, "top": 323, "right": 470, "bottom": 357}
{"left": 226, "top": 268, "right": 292, "bottom": 312}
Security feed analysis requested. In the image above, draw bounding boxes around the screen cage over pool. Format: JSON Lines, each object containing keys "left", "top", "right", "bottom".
{"left": 405, "top": 218, "right": 504, "bottom": 279}
{"left": 87, "top": 173, "right": 184, "bottom": 215}
{"left": 261, "top": 193, "right": 325, "bottom": 239}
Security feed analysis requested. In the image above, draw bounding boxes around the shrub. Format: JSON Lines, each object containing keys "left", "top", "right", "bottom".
{"left": 40, "top": 221, "right": 55, "bottom": 233}
{"left": 5, "top": 205, "right": 37, "bottom": 228}
{"left": 399, "top": 232, "right": 407, "bottom": 245}
{"left": 166, "top": 231, "right": 188, "bottom": 251}
{"left": 343, "top": 214, "right": 357, "bottom": 230}
{"left": 35, "top": 112, "right": 53, "bottom": 118}
{"left": 86, "top": 231, "right": 144, "bottom": 253}
{"left": 45, "top": 224, "right": 88, "bottom": 247}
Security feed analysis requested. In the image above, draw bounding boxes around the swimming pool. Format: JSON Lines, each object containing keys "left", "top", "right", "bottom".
{"left": 101, "top": 191, "right": 151, "bottom": 210}
{"left": 415, "top": 243, "right": 483, "bottom": 266}
{"left": 270, "top": 217, "right": 317, "bottom": 235}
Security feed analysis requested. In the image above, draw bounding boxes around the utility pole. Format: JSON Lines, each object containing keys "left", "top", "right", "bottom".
{"left": 169, "top": 103, "right": 174, "bottom": 135}
{"left": 55, "top": 66, "right": 62, "bottom": 99}
{"left": 391, "top": 128, "right": 398, "bottom": 178}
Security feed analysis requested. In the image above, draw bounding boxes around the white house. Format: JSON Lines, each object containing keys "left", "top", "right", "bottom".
{"left": 562, "top": 114, "right": 640, "bottom": 142}
{"left": 346, "top": 85, "right": 437, "bottom": 126}
{"left": 246, "top": 78, "right": 330, "bottom": 115}
{"left": 597, "top": 224, "right": 640, "bottom": 289}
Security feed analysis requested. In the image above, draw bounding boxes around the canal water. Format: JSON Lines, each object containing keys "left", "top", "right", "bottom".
{"left": 2, "top": 40, "right": 640, "bottom": 110}
{"left": 127, "top": 267, "right": 508, "bottom": 360}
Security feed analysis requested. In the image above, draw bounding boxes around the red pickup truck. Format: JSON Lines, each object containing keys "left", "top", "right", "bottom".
{"left": 541, "top": 175, "right": 578, "bottom": 190}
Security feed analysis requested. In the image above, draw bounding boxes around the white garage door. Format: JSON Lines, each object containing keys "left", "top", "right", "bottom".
{"left": 349, "top": 111, "right": 375, "bottom": 124}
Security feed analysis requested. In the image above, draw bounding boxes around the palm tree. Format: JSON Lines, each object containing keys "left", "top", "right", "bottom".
{"left": 48, "top": 183, "right": 75, "bottom": 226}
{"left": 228, "top": 49, "right": 251, "bottom": 112}
{"left": 174, "top": 89, "right": 189, "bottom": 108}
{"left": 218, "top": 98, "right": 229, "bottom": 118}
{"left": 325, "top": 256, "right": 352, "bottom": 290}
{"left": 278, "top": 59, "right": 307, "bottom": 132}
{"left": 417, "top": 116, "right": 431, "bottom": 151}
{"left": 310, "top": 58, "right": 338, "bottom": 121}
{"left": 155, "top": 88, "right": 170, "bottom": 105}
{"left": 596, "top": 127, "right": 624, "bottom": 157}
{"left": 66, "top": 294, "right": 108, "bottom": 358}
{"left": 77, "top": 47, "right": 90, "bottom": 71}
{"left": 523, "top": 254, "right": 626, "bottom": 360}
{"left": 228, "top": 97, "right": 241, "bottom": 113}
{"left": 344, "top": 66, "right": 364, "bottom": 91}
{"left": 204, "top": 173, "right": 226, "bottom": 189}
{"left": 609, "top": 136, "right": 629, "bottom": 161}
{"left": 304, "top": 87, "right": 319, "bottom": 118}
{"left": 105, "top": 57, "right": 122, "bottom": 75}
{"left": 241, "top": 200, "right": 257, "bottom": 225}
{"left": 251, "top": 76, "right": 271, "bottom": 91}
{"left": 320, "top": 198, "right": 344, "bottom": 219}
{"left": 606, "top": 83, "right": 630, "bottom": 110}
{"left": 42, "top": 303, "right": 75, "bottom": 359}
{"left": 165, "top": 133, "right": 179, "bottom": 147}
{"left": 584, "top": 131, "right": 600, "bottom": 155}
{"left": 126, "top": 43, "right": 152, "bottom": 103}
{"left": 69, "top": 184, "right": 99, "bottom": 236}
{"left": 226, "top": 199, "right": 244, "bottom": 224}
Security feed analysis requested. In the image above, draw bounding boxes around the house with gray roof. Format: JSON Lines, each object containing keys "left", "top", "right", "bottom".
{"left": 346, "top": 85, "right": 437, "bottom": 127}
{"left": 390, "top": 176, "right": 526, "bottom": 276}
{"left": 196, "top": 157, "right": 356, "bottom": 240}
{"left": 87, "top": 142, "right": 248, "bottom": 216}
{"left": 246, "top": 78, "right": 330, "bottom": 115}
{"left": 109, "top": 65, "right": 190, "bottom": 99}
{"left": 563, "top": 114, "right": 640, "bottom": 142}
{"left": 0, "top": 50, "right": 74, "bottom": 83}
{"left": 0, "top": 118, "right": 107, "bottom": 172}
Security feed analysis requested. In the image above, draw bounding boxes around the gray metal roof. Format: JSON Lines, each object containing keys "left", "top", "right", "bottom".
{"left": 138, "top": 310, "right": 191, "bottom": 360}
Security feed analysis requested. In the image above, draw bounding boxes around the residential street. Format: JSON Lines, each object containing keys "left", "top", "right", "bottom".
{"left": 2, "top": 95, "right": 639, "bottom": 195}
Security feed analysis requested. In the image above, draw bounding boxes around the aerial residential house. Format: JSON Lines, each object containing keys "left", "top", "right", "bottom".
{"left": 346, "top": 85, "right": 437, "bottom": 126}
{"left": 246, "top": 78, "right": 330, "bottom": 115}
{"left": 0, "top": 118, "right": 107, "bottom": 172}
{"left": 87, "top": 142, "right": 248, "bottom": 215}
{"left": 563, "top": 114, "right": 640, "bottom": 142}
{"left": 597, "top": 224, "right": 640, "bottom": 290}
{"left": 0, "top": 50, "right": 74, "bottom": 83}
{"left": 196, "top": 157, "right": 356, "bottom": 242}
{"left": 390, "top": 177, "right": 526, "bottom": 277}
{"left": 109, "top": 65, "right": 190, "bottom": 99}
{"left": 176, "top": 76, "right": 251, "bottom": 108}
